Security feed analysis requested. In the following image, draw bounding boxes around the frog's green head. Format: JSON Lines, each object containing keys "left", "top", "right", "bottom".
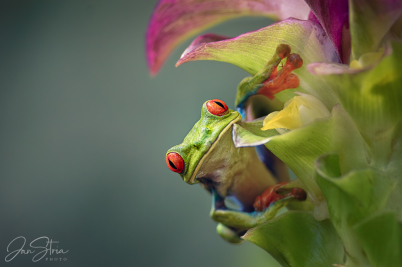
{"left": 166, "top": 99, "right": 241, "bottom": 184}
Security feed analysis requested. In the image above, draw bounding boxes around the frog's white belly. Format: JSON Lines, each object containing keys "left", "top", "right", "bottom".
{"left": 195, "top": 129, "right": 277, "bottom": 211}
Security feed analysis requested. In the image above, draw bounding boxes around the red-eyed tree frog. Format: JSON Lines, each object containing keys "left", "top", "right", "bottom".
{"left": 166, "top": 99, "right": 307, "bottom": 243}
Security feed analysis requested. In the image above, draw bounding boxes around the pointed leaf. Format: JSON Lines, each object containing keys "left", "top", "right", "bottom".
{"left": 177, "top": 18, "right": 340, "bottom": 105}
{"left": 243, "top": 211, "right": 344, "bottom": 267}
{"left": 146, "top": 0, "right": 310, "bottom": 74}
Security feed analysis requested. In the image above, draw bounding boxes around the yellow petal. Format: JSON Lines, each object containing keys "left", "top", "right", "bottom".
{"left": 261, "top": 99, "right": 302, "bottom": 130}
{"left": 262, "top": 111, "right": 279, "bottom": 126}
{"left": 295, "top": 93, "right": 331, "bottom": 125}
{"left": 261, "top": 94, "right": 330, "bottom": 132}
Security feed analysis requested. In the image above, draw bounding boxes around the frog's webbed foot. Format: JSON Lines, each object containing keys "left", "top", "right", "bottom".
{"left": 254, "top": 182, "right": 307, "bottom": 211}
{"left": 235, "top": 44, "right": 288, "bottom": 111}
{"left": 235, "top": 44, "right": 303, "bottom": 119}
{"left": 258, "top": 55, "right": 302, "bottom": 100}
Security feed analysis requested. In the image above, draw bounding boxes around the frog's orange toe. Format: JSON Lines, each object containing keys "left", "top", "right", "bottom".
{"left": 253, "top": 182, "right": 287, "bottom": 211}
{"left": 257, "top": 53, "right": 302, "bottom": 100}
{"left": 287, "top": 53, "right": 303, "bottom": 69}
{"left": 291, "top": 188, "right": 307, "bottom": 201}
{"left": 253, "top": 182, "right": 307, "bottom": 212}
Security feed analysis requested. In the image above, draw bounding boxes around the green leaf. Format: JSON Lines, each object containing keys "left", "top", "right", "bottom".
{"left": 177, "top": 18, "right": 340, "bottom": 106}
{"left": 315, "top": 153, "right": 394, "bottom": 226}
{"left": 232, "top": 118, "right": 279, "bottom": 147}
{"left": 315, "top": 153, "right": 395, "bottom": 267}
{"left": 243, "top": 211, "right": 344, "bottom": 267}
{"left": 354, "top": 212, "right": 402, "bottom": 267}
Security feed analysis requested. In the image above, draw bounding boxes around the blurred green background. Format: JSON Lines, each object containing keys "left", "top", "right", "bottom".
{"left": 0, "top": 1, "right": 280, "bottom": 266}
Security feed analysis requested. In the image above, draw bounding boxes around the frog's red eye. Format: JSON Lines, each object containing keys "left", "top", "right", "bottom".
{"left": 166, "top": 152, "right": 184, "bottom": 173}
{"left": 206, "top": 99, "right": 228, "bottom": 116}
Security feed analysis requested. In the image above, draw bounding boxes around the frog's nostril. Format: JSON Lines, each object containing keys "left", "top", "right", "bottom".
{"left": 206, "top": 99, "right": 229, "bottom": 116}
{"left": 166, "top": 152, "right": 184, "bottom": 173}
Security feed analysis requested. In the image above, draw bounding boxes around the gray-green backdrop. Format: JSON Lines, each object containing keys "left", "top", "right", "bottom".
{"left": 0, "top": 1, "right": 280, "bottom": 266}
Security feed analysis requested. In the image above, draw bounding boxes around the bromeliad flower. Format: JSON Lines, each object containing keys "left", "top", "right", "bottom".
{"left": 148, "top": 0, "right": 402, "bottom": 266}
